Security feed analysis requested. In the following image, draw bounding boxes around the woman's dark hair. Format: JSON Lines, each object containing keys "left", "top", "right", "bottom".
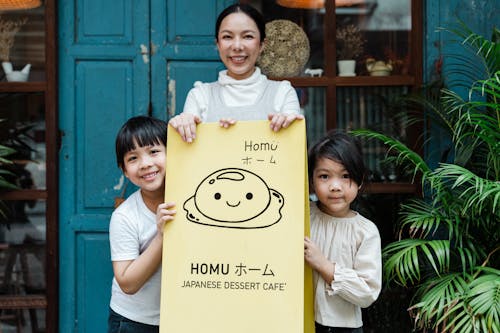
{"left": 115, "top": 116, "right": 167, "bottom": 169}
{"left": 215, "top": 4, "right": 266, "bottom": 42}
{"left": 308, "top": 130, "right": 366, "bottom": 186}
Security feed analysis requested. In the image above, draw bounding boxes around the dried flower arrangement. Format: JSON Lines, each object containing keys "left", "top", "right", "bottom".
{"left": 336, "top": 24, "right": 365, "bottom": 60}
{"left": 0, "top": 15, "right": 28, "bottom": 62}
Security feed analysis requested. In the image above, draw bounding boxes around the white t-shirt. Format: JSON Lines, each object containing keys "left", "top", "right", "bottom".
{"left": 309, "top": 202, "right": 382, "bottom": 328}
{"left": 182, "top": 67, "right": 301, "bottom": 120}
{"left": 109, "top": 190, "right": 161, "bottom": 325}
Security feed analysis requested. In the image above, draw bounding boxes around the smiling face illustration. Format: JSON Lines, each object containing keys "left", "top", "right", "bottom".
{"left": 195, "top": 169, "right": 270, "bottom": 222}
{"left": 184, "top": 168, "right": 284, "bottom": 229}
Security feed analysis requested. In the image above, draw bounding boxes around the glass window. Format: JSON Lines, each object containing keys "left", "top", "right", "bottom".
{"left": 0, "top": 92, "right": 46, "bottom": 190}
{"left": 0, "top": 6, "right": 46, "bottom": 82}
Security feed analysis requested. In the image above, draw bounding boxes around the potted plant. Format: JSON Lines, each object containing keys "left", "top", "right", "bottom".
{"left": 0, "top": 118, "right": 34, "bottom": 228}
{"left": 0, "top": 15, "right": 30, "bottom": 82}
{"left": 353, "top": 23, "right": 499, "bottom": 332}
{"left": 336, "top": 24, "right": 365, "bottom": 76}
{"left": 0, "top": 139, "right": 18, "bottom": 226}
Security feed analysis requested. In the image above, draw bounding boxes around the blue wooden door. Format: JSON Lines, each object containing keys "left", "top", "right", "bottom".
{"left": 58, "top": 0, "right": 232, "bottom": 331}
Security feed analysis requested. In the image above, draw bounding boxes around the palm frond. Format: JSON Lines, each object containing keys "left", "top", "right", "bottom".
{"left": 434, "top": 163, "right": 500, "bottom": 216}
{"left": 383, "top": 239, "right": 450, "bottom": 286}
{"left": 410, "top": 273, "right": 470, "bottom": 329}
{"left": 439, "top": 267, "right": 500, "bottom": 333}
{"left": 351, "top": 129, "right": 431, "bottom": 177}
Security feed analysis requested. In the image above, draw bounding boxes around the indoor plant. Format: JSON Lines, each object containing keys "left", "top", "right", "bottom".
{"left": 336, "top": 24, "right": 365, "bottom": 76}
{"left": 0, "top": 15, "right": 29, "bottom": 82}
{"left": 0, "top": 138, "right": 18, "bottom": 223}
{"left": 353, "top": 23, "right": 499, "bottom": 333}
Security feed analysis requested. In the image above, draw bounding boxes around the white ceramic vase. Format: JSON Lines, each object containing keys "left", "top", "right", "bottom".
{"left": 2, "top": 61, "right": 31, "bottom": 82}
{"left": 337, "top": 60, "right": 356, "bottom": 77}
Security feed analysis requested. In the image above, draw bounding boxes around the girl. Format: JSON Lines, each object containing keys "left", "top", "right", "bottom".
{"left": 169, "top": 3, "right": 304, "bottom": 142}
{"left": 304, "top": 131, "right": 382, "bottom": 333}
{"left": 108, "top": 116, "right": 176, "bottom": 333}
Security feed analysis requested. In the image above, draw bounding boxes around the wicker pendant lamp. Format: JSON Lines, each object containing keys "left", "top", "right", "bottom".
{"left": 0, "top": 0, "right": 41, "bottom": 10}
{"left": 277, "top": 0, "right": 365, "bottom": 8}
{"left": 276, "top": 0, "right": 324, "bottom": 8}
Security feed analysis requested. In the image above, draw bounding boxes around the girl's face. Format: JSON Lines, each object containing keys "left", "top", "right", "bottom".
{"left": 122, "top": 140, "right": 166, "bottom": 197}
{"left": 216, "top": 12, "right": 264, "bottom": 80}
{"left": 312, "top": 157, "right": 359, "bottom": 218}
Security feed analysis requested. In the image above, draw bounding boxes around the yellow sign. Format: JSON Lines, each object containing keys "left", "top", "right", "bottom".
{"left": 161, "top": 120, "right": 313, "bottom": 333}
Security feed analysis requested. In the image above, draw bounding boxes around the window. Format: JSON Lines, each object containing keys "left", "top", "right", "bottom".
{"left": 0, "top": 1, "right": 57, "bottom": 331}
{"left": 243, "top": 1, "right": 422, "bottom": 330}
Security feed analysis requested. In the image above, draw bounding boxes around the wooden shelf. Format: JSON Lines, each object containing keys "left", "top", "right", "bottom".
{"left": 0, "top": 189, "right": 47, "bottom": 200}
{"left": 274, "top": 75, "right": 416, "bottom": 87}
{"left": 361, "top": 182, "right": 418, "bottom": 194}
{"left": 0, "top": 82, "right": 47, "bottom": 93}
{"left": 334, "top": 75, "right": 416, "bottom": 87}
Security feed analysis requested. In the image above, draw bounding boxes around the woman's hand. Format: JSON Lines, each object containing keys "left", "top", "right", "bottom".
{"left": 268, "top": 113, "right": 304, "bottom": 132}
{"left": 156, "top": 202, "right": 176, "bottom": 236}
{"left": 168, "top": 113, "right": 201, "bottom": 143}
{"left": 219, "top": 118, "right": 237, "bottom": 128}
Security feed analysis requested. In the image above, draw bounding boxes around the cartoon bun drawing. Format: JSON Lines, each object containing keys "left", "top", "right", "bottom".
{"left": 183, "top": 168, "right": 284, "bottom": 229}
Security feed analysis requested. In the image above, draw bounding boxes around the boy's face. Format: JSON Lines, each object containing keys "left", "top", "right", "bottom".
{"left": 122, "top": 140, "right": 166, "bottom": 196}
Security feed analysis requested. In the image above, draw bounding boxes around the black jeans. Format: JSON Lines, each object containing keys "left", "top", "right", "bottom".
{"left": 108, "top": 307, "right": 159, "bottom": 333}
{"left": 315, "top": 322, "right": 363, "bottom": 333}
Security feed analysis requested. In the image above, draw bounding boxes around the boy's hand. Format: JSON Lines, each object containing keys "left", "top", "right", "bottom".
{"left": 156, "top": 202, "right": 176, "bottom": 235}
{"left": 268, "top": 113, "right": 304, "bottom": 132}
{"left": 169, "top": 113, "right": 201, "bottom": 143}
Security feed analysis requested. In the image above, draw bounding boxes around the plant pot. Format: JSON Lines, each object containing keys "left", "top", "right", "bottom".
{"left": 337, "top": 60, "right": 356, "bottom": 77}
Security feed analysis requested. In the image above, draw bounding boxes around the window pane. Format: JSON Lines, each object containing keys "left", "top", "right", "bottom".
{"left": 337, "top": 86, "right": 412, "bottom": 182}
{"left": 248, "top": 0, "right": 325, "bottom": 77}
{"left": 300, "top": 87, "right": 326, "bottom": 145}
{"left": 0, "top": 92, "right": 46, "bottom": 190}
{"left": 337, "top": 0, "right": 412, "bottom": 75}
{"left": 0, "top": 200, "right": 46, "bottom": 332}
{"left": 0, "top": 6, "right": 46, "bottom": 82}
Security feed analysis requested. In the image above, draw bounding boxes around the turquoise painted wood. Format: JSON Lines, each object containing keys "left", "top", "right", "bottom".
{"left": 423, "top": 0, "right": 500, "bottom": 168}
{"left": 59, "top": 0, "right": 233, "bottom": 331}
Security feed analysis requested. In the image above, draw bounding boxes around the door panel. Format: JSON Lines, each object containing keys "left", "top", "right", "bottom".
{"left": 76, "top": 61, "right": 134, "bottom": 209}
{"left": 76, "top": 232, "right": 113, "bottom": 333}
{"left": 59, "top": 0, "right": 150, "bottom": 331}
{"left": 59, "top": 0, "right": 231, "bottom": 331}
{"left": 166, "top": 61, "right": 225, "bottom": 117}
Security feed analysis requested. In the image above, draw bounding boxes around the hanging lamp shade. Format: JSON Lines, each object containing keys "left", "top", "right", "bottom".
{"left": 277, "top": 0, "right": 366, "bottom": 8}
{"left": 0, "top": 0, "right": 42, "bottom": 10}
{"left": 276, "top": 0, "right": 324, "bottom": 9}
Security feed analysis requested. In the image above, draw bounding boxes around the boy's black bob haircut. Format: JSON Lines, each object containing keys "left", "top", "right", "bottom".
{"left": 308, "top": 130, "right": 366, "bottom": 186}
{"left": 115, "top": 116, "right": 167, "bottom": 170}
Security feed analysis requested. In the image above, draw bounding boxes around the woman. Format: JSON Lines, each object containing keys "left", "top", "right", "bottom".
{"left": 169, "top": 4, "right": 303, "bottom": 143}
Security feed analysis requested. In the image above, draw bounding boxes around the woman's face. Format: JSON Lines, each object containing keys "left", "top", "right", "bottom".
{"left": 216, "top": 12, "right": 264, "bottom": 80}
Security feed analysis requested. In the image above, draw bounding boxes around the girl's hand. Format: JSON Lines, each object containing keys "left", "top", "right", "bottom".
{"left": 219, "top": 118, "right": 237, "bottom": 128}
{"left": 169, "top": 113, "right": 201, "bottom": 143}
{"left": 304, "top": 237, "right": 335, "bottom": 284}
{"left": 268, "top": 113, "right": 304, "bottom": 132}
{"left": 156, "top": 202, "right": 176, "bottom": 236}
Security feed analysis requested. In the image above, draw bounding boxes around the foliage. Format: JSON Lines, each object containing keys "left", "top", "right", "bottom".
{"left": 352, "top": 22, "right": 500, "bottom": 333}
{"left": 0, "top": 140, "right": 17, "bottom": 221}
{"left": 336, "top": 24, "right": 365, "bottom": 60}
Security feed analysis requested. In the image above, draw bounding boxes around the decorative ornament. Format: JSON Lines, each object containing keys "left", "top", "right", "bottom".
{"left": 257, "top": 19, "right": 310, "bottom": 78}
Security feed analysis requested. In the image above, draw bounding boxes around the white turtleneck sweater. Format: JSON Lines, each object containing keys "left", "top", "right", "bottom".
{"left": 182, "top": 67, "right": 301, "bottom": 120}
